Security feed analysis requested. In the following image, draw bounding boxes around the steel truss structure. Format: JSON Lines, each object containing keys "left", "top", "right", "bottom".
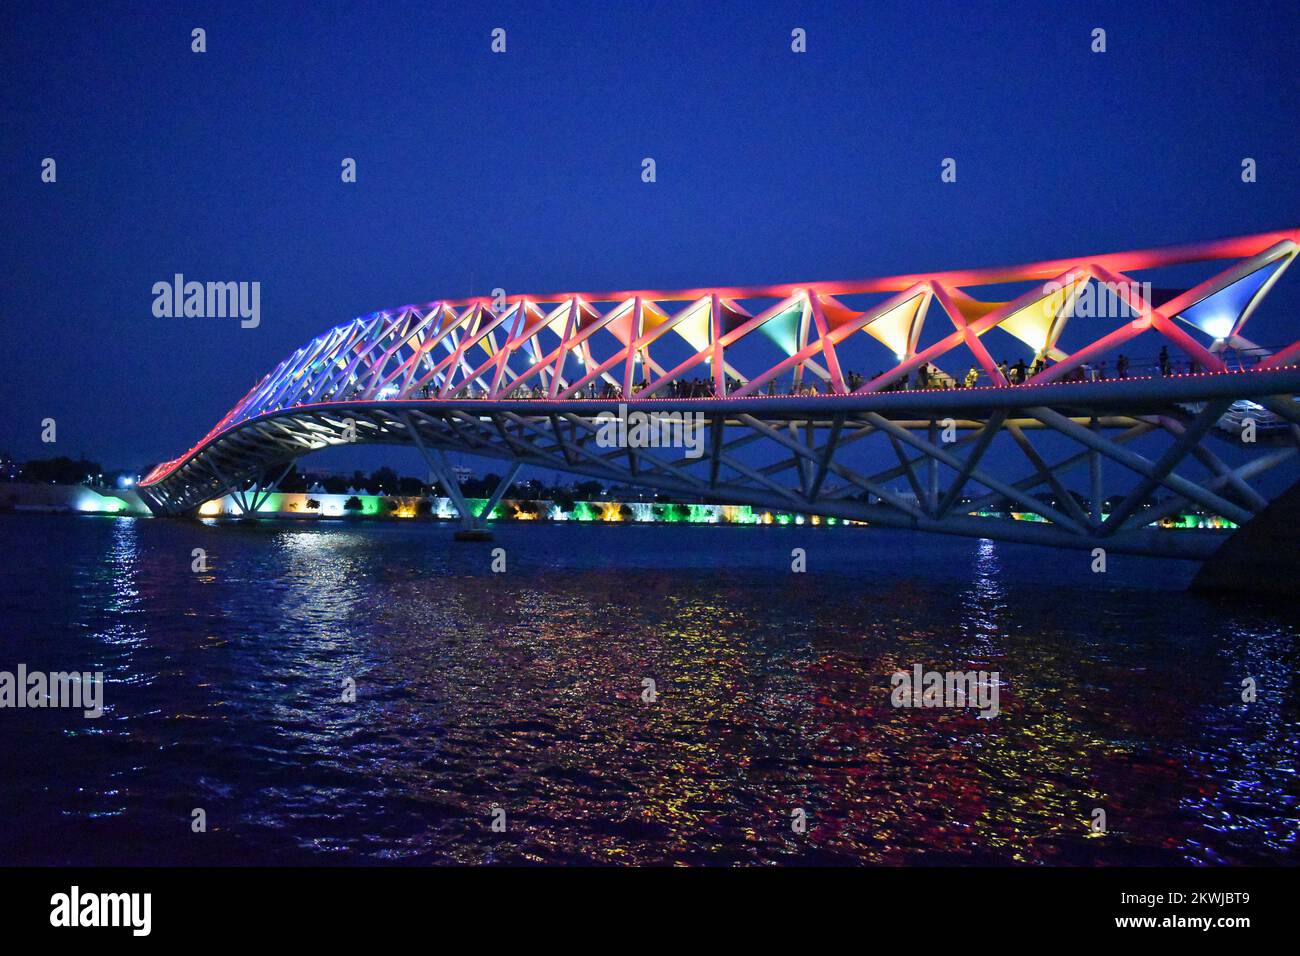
{"left": 140, "top": 230, "right": 1300, "bottom": 558}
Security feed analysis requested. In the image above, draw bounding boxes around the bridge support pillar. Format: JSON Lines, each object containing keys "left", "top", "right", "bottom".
{"left": 463, "top": 462, "right": 522, "bottom": 535}
{"left": 206, "top": 459, "right": 254, "bottom": 516}
{"left": 404, "top": 414, "right": 520, "bottom": 539}
{"left": 927, "top": 419, "right": 940, "bottom": 513}
{"left": 1089, "top": 417, "right": 1103, "bottom": 525}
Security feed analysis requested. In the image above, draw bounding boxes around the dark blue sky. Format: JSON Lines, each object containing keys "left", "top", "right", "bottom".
{"left": 3, "top": 0, "right": 1298, "bottom": 471}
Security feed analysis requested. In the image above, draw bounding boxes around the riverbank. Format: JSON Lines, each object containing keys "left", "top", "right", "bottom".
{"left": 0, "top": 481, "right": 151, "bottom": 515}
{"left": 0, "top": 482, "right": 1237, "bottom": 530}
{"left": 0, "top": 483, "right": 849, "bottom": 526}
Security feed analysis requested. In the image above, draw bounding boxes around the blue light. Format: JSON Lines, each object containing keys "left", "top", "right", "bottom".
{"left": 1178, "top": 258, "right": 1285, "bottom": 338}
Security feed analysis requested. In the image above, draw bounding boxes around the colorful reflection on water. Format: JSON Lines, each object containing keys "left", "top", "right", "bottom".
{"left": 0, "top": 515, "right": 1296, "bottom": 865}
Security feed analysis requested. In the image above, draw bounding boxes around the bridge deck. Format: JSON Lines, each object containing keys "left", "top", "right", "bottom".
{"left": 137, "top": 230, "right": 1300, "bottom": 569}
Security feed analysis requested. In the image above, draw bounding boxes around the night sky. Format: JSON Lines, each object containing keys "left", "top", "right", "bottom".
{"left": 2, "top": 0, "right": 1298, "bottom": 473}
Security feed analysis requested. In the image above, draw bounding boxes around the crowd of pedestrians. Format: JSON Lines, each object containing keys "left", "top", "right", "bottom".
{"left": 297, "top": 346, "right": 1255, "bottom": 406}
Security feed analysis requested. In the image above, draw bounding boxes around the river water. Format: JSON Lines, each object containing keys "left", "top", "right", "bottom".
{"left": 1, "top": 514, "right": 1296, "bottom": 865}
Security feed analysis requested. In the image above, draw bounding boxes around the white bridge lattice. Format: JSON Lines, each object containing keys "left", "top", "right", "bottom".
{"left": 139, "top": 230, "right": 1300, "bottom": 559}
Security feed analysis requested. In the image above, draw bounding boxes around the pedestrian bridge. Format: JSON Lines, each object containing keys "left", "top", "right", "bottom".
{"left": 140, "top": 230, "right": 1300, "bottom": 564}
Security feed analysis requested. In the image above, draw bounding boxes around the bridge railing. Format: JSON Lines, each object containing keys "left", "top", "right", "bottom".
{"left": 280, "top": 346, "right": 1293, "bottom": 405}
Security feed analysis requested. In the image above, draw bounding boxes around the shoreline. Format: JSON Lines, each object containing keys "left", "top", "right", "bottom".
{"left": 0, "top": 482, "right": 852, "bottom": 526}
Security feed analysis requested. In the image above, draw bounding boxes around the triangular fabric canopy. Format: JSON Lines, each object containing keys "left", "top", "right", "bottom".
{"left": 518, "top": 299, "right": 599, "bottom": 341}
{"left": 862, "top": 292, "right": 926, "bottom": 358}
{"left": 758, "top": 302, "right": 803, "bottom": 356}
{"left": 599, "top": 296, "right": 753, "bottom": 352}
{"left": 1176, "top": 255, "right": 1290, "bottom": 340}
{"left": 819, "top": 295, "right": 864, "bottom": 331}
{"left": 953, "top": 297, "right": 1005, "bottom": 323}
{"left": 668, "top": 300, "right": 713, "bottom": 353}
{"left": 997, "top": 276, "right": 1085, "bottom": 354}
{"left": 717, "top": 299, "right": 752, "bottom": 333}
{"left": 639, "top": 297, "right": 749, "bottom": 352}
{"left": 603, "top": 299, "right": 667, "bottom": 346}
{"left": 457, "top": 306, "right": 496, "bottom": 359}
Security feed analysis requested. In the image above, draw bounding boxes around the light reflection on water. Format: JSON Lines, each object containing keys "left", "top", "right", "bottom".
{"left": 0, "top": 515, "right": 1297, "bottom": 865}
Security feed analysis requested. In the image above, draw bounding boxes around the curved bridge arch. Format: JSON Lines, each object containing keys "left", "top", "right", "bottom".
{"left": 140, "top": 230, "right": 1300, "bottom": 561}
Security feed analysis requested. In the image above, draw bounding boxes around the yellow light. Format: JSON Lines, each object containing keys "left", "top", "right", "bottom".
{"left": 999, "top": 278, "right": 1083, "bottom": 352}
{"left": 863, "top": 293, "right": 925, "bottom": 358}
